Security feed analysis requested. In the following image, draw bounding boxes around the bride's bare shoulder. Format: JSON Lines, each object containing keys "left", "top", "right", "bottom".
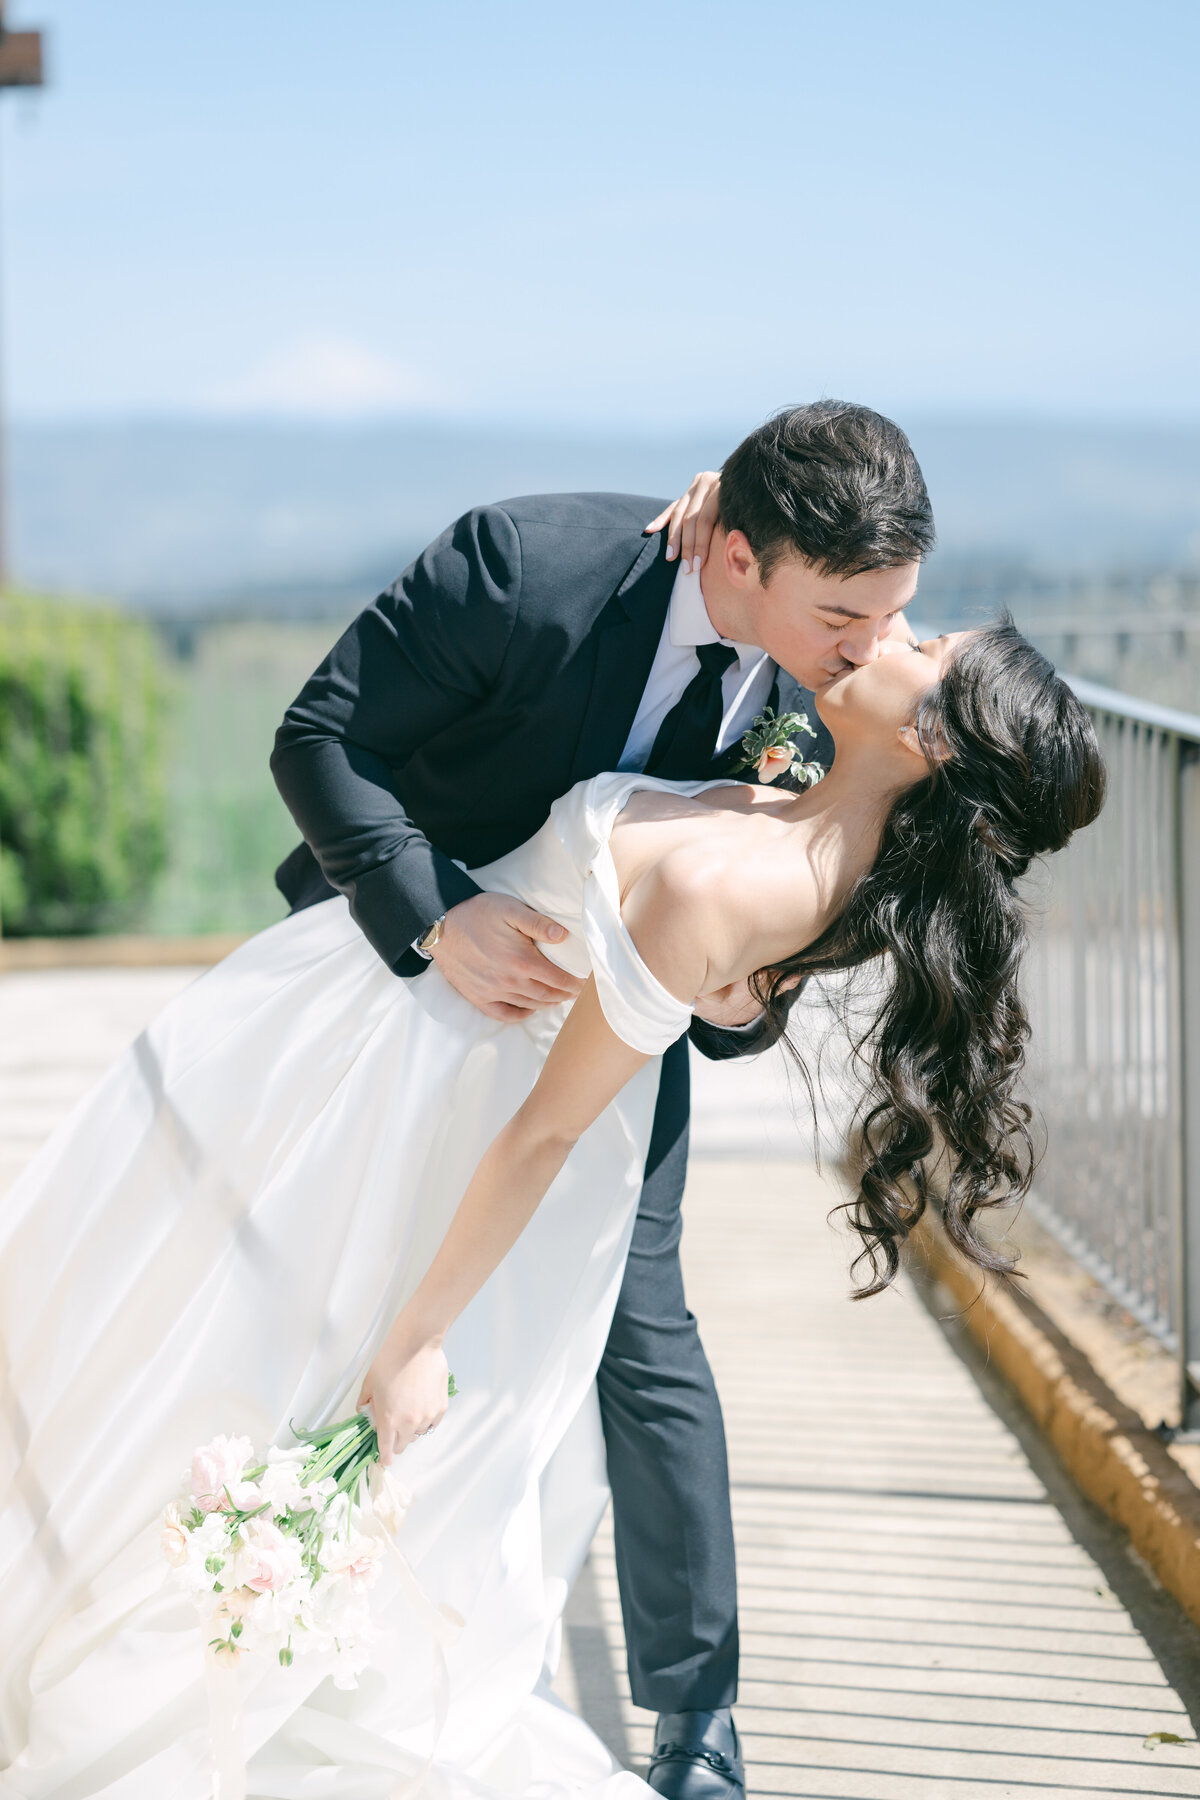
{"left": 620, "top": 830, "right": 814, "bottom": 1001}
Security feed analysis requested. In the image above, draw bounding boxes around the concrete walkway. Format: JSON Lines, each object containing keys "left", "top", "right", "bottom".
{"left": 4, "top": 967, "right": 1200, "bottom": 1796}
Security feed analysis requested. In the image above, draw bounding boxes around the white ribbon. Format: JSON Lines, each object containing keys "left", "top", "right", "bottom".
{"left": 365, "top": 1464, "right": 465, "bottom": 1799}
{"left": 203, "top": 1649, "right": 247, "bottom": 1800}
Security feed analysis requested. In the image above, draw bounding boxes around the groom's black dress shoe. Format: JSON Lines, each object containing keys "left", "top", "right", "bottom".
{"left": 647, "top": 1710, "right": 745, "bottom": 1799}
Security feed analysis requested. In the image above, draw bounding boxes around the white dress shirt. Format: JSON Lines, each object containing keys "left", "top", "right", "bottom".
{"left": 618, "top": 563, "right": 776, "bottom": 772}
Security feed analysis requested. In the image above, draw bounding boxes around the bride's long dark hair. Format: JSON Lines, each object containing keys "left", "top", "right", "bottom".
{"left": 754, "top": 620, "right": 1106, "bottom": 1295}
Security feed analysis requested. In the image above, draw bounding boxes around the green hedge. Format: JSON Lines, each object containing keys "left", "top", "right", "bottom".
{"left": 0, "top": 591, "right": 166, "bottom": 935}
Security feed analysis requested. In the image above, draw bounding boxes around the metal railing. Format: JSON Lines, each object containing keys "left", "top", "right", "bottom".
{"left": 1023, "top": 677, "right": 1200, "bottom": 1432}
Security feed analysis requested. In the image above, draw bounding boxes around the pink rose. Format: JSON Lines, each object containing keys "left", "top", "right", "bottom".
{"left": 160, "top": 1503, "right": 190, "bottom": 1568}
{"left": 323, "top": 1536, "right": 383, "bottom": 1596}
{"left": 755, "top": 745, "right": 795, "bottom": 784}
{"left": 236, "top": 1518, "right": 303, "bottom": 1594}
{"left": 191, "top": 1434, "right": 256, "bottom": 1514}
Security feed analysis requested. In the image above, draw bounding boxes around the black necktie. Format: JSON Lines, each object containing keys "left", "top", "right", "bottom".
{"left": 643, "top": 642, "right": 738, "bottom": 779}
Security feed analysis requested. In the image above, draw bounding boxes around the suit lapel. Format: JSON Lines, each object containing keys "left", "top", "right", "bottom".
{"left": 774, "top": 670, "right": 801, "bottom": 714}
{"left": 781, "top": 671, "right": 836, "bottom": 768}
{"left": 569, "top": 535, "right": 675, "bottom": 783}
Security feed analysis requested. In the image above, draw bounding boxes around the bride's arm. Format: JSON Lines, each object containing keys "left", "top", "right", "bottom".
{"left": 360, "top": 888, "right": 717, "bottom": 1463}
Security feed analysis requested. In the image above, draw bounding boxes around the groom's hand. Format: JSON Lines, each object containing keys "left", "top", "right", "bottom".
{"left": 430, "top": 893, "right": 583, "bottom": 1022}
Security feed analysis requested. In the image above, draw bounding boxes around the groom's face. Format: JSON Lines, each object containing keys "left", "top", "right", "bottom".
{"left": 730, "top": 537, "right": 921, "bottom": 692}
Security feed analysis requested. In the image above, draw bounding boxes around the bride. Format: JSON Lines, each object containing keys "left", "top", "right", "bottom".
{"left": 0, "top": 618, "right": 1102, "bottom": 1798}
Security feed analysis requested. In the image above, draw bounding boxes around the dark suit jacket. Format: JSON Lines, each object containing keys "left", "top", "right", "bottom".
{"left": 271, "top": 493, "right": 830, "bottom": 1000}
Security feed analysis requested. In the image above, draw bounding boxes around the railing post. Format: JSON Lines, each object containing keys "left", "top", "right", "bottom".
{"left": 1176, "top": 741, "right": 1200, "bottom": 1432}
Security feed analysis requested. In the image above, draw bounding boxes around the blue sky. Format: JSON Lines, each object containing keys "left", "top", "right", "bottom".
{"left": 2, "top": 0, "right": 1197, "bottom": 427}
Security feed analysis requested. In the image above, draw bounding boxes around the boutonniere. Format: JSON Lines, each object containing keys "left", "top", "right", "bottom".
{"left": 734, "top": 706, "right": 825, "bottom": 788}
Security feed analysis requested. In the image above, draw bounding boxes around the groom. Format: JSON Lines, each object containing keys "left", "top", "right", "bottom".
{"left": 271, "top": 400, "right": 935, "bottom": 1798}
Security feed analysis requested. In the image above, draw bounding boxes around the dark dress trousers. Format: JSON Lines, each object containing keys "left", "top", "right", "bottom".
{"left": 270, "top": 492, "right": 826, "bottom": 1712}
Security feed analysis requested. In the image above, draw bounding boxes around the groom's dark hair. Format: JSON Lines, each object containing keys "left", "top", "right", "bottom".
{"left": 718, "top": 400, "right": 935, "bottom": 583}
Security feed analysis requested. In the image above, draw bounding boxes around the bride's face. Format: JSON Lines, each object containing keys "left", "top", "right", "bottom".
{"left": 814, "top": 632, "right": 974, "bottom": 747}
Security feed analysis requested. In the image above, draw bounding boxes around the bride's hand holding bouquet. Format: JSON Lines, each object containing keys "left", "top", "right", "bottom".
{"left": 358, "top": 1329, "right": 453, "bottom": 1466}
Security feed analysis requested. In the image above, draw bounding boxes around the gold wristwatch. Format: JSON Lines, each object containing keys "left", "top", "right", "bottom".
{"left": 417, "top": 913, "right": 446, "bottom": 954}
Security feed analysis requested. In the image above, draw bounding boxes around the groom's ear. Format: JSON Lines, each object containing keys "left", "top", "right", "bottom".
{"left": 723, "top": 529, "right": 758, "bottom": 588}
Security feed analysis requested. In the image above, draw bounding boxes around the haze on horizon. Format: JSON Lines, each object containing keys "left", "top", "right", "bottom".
{"left": 2, "top": 0, "right": 1197, "bottom": 433}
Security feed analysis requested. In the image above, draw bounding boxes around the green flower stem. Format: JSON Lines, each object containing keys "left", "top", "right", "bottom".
{"left": 287, "top": 1381, "right": 460, "bottom": 1521}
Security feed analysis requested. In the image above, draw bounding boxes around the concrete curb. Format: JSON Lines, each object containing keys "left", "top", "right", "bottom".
{"left": 911, "top": 1212, "right": 1200, "bottom": 1632}
{"left": 0, "top": 934, "right": 247, "bottom": 971}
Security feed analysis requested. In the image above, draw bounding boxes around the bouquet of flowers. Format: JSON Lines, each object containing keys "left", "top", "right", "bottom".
{"left": 161, "top": 1399, "right": 452, "bottom": 1688}
{"left": 734, "top": 705, "right": 825, "bottom": 790}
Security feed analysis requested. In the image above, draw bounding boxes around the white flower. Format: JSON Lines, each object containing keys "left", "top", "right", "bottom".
{"left": 307, "top": 1565, "right": 375, "bottom": 1649}
{"left": 227, "top": 1584, "right": 307, "bottom": 1655}
{"left": 320, "top": 1533, "right": 383, "bottom": 1597}
{"left": 331, "top": 1642, "right": 372, "bottom": 1690}
{"left": 320, "top": 1489, "right": 352, "bottom": 1539}
{"left": 257, "top": 1449, "right": 308, "bottom": 1513}
{"left": 181, "top": 1510, "right": 235, "bottom": 1593}
{"left": 190, "top": 1435, "right": 256, "bottom": 1514}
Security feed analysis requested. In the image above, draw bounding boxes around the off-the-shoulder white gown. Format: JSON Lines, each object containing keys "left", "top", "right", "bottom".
{"left": 0, "top": 774, "right": 734, "bottom": 1800}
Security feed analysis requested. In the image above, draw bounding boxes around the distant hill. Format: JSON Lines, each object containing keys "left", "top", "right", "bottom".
{"left": 10, "top": 415, "right": 1200, "bottom": 613}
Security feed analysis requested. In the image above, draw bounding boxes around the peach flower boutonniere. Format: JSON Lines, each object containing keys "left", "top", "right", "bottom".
{"left": 735, "top": 706, "right": 825, "bottom": 789}
{"left": 755, "top": 744, "right": 796, "bottom": 783}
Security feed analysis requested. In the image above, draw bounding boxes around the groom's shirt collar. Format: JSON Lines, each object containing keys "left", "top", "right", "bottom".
{"left": 617, "top": 563, "right": 776, "bottom": 772}
{"left": 671, "top": 563, "right": 773, "bottom": 751}
{"left": 669, "top": 562, "right": 763, "bottom": 673}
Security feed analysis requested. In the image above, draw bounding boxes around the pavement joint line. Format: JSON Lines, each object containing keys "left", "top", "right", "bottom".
{"left": 740, "top": 1731, "right": 1199, "bottom": 1762}
{"left": 740, "top": 1632, "right": 1174, "bottom": 1653}
{"left": 736, "top": 1708, "right": 1191, "bottom": 1738}
{"left": 738, "top": 1687, "right": 1192, "bottom": 1716}
{"left": 731, "top": 1480, "right": 1054, "bottom": 1504}
{"left": 746, "top": 1778, "right": 1195, "bottom": 1797}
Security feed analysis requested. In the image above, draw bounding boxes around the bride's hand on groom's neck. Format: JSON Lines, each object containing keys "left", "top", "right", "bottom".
{"left": 430, "top": 893, "right": 582, "bottom": 1023}
{"left": 645, "top": 471, "right": 721, "bottom": 575}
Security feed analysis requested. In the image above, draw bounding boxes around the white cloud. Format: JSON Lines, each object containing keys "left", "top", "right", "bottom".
{"left": 204, "top": 334, "right": 443, "bottom": 417}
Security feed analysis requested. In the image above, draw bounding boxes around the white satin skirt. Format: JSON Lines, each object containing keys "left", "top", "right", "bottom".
{"left": 0, "top": 896, "right": 662, "bottom": 1798}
